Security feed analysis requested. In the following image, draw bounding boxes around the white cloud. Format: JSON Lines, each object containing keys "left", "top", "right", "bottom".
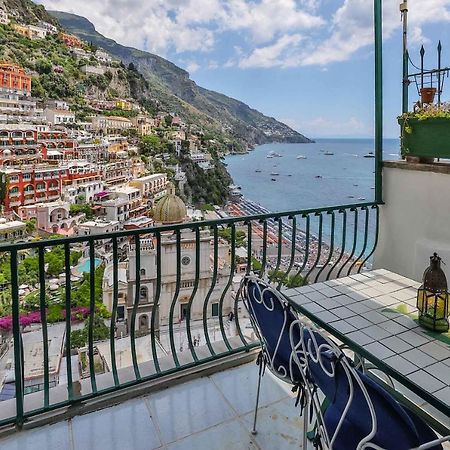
{"left": 37, "top": 0, "right": 324, "bottom": 54}
{"left": 298, "top": 116, "right": 373, "bottom": 137}
{"left": 301, "top": 0, "right": 450, "bottom": 67}
{"left": 236, "top": 0, "right": 450, "bottom": 69}
{"left": 207, "top": 60, "right": 219, "bottom": 70}
{"left": 185, "top": 61, "right": 200, "bottom": 73}
{"left": 37, "top": 0, "right": 450, "bottom": 69}
{"left": 239, "top": 34, "right": 303, "bottom": 68}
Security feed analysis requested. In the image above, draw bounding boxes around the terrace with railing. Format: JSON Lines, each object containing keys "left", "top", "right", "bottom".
{"left": 0, "top": 1, "right": 449, "bottom": 449}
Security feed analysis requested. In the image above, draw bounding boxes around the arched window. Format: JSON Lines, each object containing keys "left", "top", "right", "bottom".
{"left": 139, "top": 286, "right": 148, "bottom": 302}
{"left": 139, "top": 314, "right": 149, "bottom": 332}
{"left": 140, "top": 268, "right": 146, "bottom": 276}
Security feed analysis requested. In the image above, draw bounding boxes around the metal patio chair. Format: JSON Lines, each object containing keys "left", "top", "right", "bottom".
{"left": 289, "top": 320, "right": 450, "bottom": 450}
{"left": 240, "top": 275, "right": 326, "bottom": 440}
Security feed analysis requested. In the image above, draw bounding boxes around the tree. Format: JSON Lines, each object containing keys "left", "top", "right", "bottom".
{"left": 88, "top": 41, "right": 98, "bottom": 53}
{"left": 25, "top": 219, "right": 36, "bottom": 234}
{"left": 35, "top": 59, "right": 52, "bottom": 75}
{"left": 219, "top": 228, "right": 246, "bottom": 248}
{"left": 31, "top": 76, "right": 46, "bottom": 98}
{"left": 140, "top": 135, "right": 162, "bottom": 155}
{"left": 70, "top": 203, "right": 93, "bottom": 219}
{"left": 70, "top": 315, "right": 109, "bottom": 349}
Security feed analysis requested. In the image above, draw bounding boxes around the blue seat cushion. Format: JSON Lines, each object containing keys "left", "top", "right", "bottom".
{"left": 245, "top": 279, "right": 327, "bottom": 384}
{"left": 308, "top": 349, "right": 442, "bottom": 450}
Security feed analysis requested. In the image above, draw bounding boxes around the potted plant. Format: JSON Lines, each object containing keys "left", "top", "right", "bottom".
{"left": 420, "top": 87, "right": 437, "bottom": 104}
{"left": 398, "top": 103, "right": 450, "bottom": 162}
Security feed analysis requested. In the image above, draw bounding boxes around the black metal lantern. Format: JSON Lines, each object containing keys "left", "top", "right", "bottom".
{"left": 417, "top": 253, "right": 449, "bottom": 332}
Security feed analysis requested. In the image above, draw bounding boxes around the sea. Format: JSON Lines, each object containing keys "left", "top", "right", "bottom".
{"left": 224, "top": 138, "right": 400, "bottom": 212}
{"left": 224, "top": 138, "right": 400, "bottom": 253}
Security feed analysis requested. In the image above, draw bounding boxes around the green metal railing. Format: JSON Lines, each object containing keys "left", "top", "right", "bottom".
{"left": 0, "top": 0, "right": 385, "bottom": 429}
{"left": 0, "top": 202, "right": 379, "bottom": 428}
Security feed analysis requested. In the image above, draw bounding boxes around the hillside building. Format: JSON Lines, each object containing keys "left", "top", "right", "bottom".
{"left": 0, "top": 63, "right": 31, "bottom": 97}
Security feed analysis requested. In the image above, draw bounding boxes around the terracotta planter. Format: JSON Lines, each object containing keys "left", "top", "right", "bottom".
{"left": 420, "top": 87, "right": 437, "bottom": 104}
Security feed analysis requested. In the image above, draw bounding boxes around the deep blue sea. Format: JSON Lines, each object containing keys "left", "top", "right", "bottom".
{"left": 224, "top": 138, "right": 400, "bottom": 212}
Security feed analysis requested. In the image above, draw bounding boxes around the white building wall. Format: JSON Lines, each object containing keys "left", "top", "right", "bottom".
{"left": 374, "top": 162, "right": 450, "bottom": 282}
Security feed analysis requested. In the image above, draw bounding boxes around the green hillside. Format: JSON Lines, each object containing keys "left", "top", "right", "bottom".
{"left": 49, "top": 11, "right": 313, "bottom": 148}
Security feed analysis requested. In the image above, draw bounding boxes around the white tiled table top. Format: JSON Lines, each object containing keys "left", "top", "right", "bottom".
{"left": 283, "top": 268, "right": 450, "bottom": 417}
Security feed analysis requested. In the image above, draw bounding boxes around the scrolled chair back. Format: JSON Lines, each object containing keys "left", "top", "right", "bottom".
{"left": 240, "top": 274, "right": 307, "bottom": 385}
{"left": 289, "top": 319, "right": 445, "bottom": 450}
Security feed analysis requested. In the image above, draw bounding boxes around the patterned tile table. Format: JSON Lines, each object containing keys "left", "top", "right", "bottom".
{"left": 282, "top": 268, "right": 450, "bottom": 423}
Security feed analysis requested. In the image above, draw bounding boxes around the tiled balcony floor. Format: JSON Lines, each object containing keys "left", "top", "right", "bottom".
{"left": 0, "top": 363, "right": 307, "bottom": 450}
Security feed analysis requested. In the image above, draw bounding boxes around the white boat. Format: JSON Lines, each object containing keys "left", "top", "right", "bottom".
{"left": 358, "top": 197, "right": 366, "bottom": 201}
{"left": 324, "top": 151, "right": 334, "bottom": 156}
{"left": 271, "top": 172, "right": 280, "bottom": 176}
{"left": 364, "top": 152, "right": 375, "bottom": 158}
{"left": 267, "top": 151, "right": 282, "bottom": 158}
{"left": 297, "top": 155, "right": 307, "bottom": 160}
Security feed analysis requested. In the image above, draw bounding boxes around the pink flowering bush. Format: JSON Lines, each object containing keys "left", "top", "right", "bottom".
{"left": 0, "top": 307, "right": 92, "bottom": 332}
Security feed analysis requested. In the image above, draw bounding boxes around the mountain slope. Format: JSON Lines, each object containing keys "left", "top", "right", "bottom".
{"left": 49, "top": 11, "right": 312, "bottom": 147}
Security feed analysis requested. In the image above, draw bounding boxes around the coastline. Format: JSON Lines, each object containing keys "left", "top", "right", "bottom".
{"left": 224, "top": 196, "right": 365, "bottom": 279}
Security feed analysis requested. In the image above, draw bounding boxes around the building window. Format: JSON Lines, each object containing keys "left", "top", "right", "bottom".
{"left": 211, "top": 303, "right": 219, "bottom": 317}
{"left": 140, "top": 268, "right": 146, "bottom": 276}
{"left": 139, "top": 286, "right": 148, "bottom": 302}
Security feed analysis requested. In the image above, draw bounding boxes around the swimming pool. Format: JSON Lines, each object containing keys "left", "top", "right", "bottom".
{"left": 76, "top": 258, "right": 102, "bottom": 274}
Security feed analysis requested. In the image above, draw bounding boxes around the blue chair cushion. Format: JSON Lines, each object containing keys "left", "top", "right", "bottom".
{"left": 245, "top": 278, "right": 327, "bottom": 384}
{"left": 308, "top": 348, "right": 442, "bottom": 450}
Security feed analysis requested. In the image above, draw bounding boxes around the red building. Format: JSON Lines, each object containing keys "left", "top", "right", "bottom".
{"left": 38, "top": 130, "right": 77, "bottom": 160}
{"left": 60, "top": 33, "right": 82, "bottom": 48}
{"left": 1, "top": 163, "right": 100, "bottom": 212}
{"left": 0, "top": 63, "right": 31, "bottom": 96}
{"left": 0, "top": 129, "right": 41, "bottom": 167}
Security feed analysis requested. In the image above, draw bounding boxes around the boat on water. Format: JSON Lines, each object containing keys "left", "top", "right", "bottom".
{"left": 267, "top": 151, "right": 282, "bottom": 158}
{"left": 353, "top": 184, "right": 359, "bottom": 187}
{"left": 271, "top": 178, "right": 277, "bottom": 182}
{"left": 358, "top": 197, "right": 366, "bottom": 201}
{"left": 364, "top": 152, "right": 375, "bottom": 158}
{"left": 348, "top": 195, "right": 355, "bottom": 199}
{"left": 255, "top": 169, "right": 262, "bottom": 173}
{"left": 324, "top": 151, "right": 334, "bottom": 156}
{"left": 271, "top": 172, "right": 280, "bottom": 176}
{"left": 315, "top": 175, "right": 322, "bottom": 179}
{"left": 297, "top": 155, "right": 307, "bottom": 160}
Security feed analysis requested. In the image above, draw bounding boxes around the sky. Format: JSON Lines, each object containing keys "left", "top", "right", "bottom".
{"left": 36, "top": 0, "right": 450, "bottom": 139}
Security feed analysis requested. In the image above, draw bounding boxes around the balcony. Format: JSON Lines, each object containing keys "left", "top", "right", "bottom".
{"left": 1, "top": 4, "right": 450, "bottom": 447}
{"left": 0, "top": 185, "right": 449, "bottom": 448}
{"left": 47, "top": 194, "right": 60, "bottom": 200}
{"left": 23, "top": 198, "right": 34, "bottom": 205}
{"left": 0, "top": 362, "right": 298, "bottom": 450}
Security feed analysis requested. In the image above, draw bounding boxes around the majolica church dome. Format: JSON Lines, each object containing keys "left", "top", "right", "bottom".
{"left": 152, "top": 183, "right": 187, "bottom": 225}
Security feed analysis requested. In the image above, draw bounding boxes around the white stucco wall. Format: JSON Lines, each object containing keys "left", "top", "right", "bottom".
{"left": 373, "top": 163, "right": 450, "bottom": 282}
